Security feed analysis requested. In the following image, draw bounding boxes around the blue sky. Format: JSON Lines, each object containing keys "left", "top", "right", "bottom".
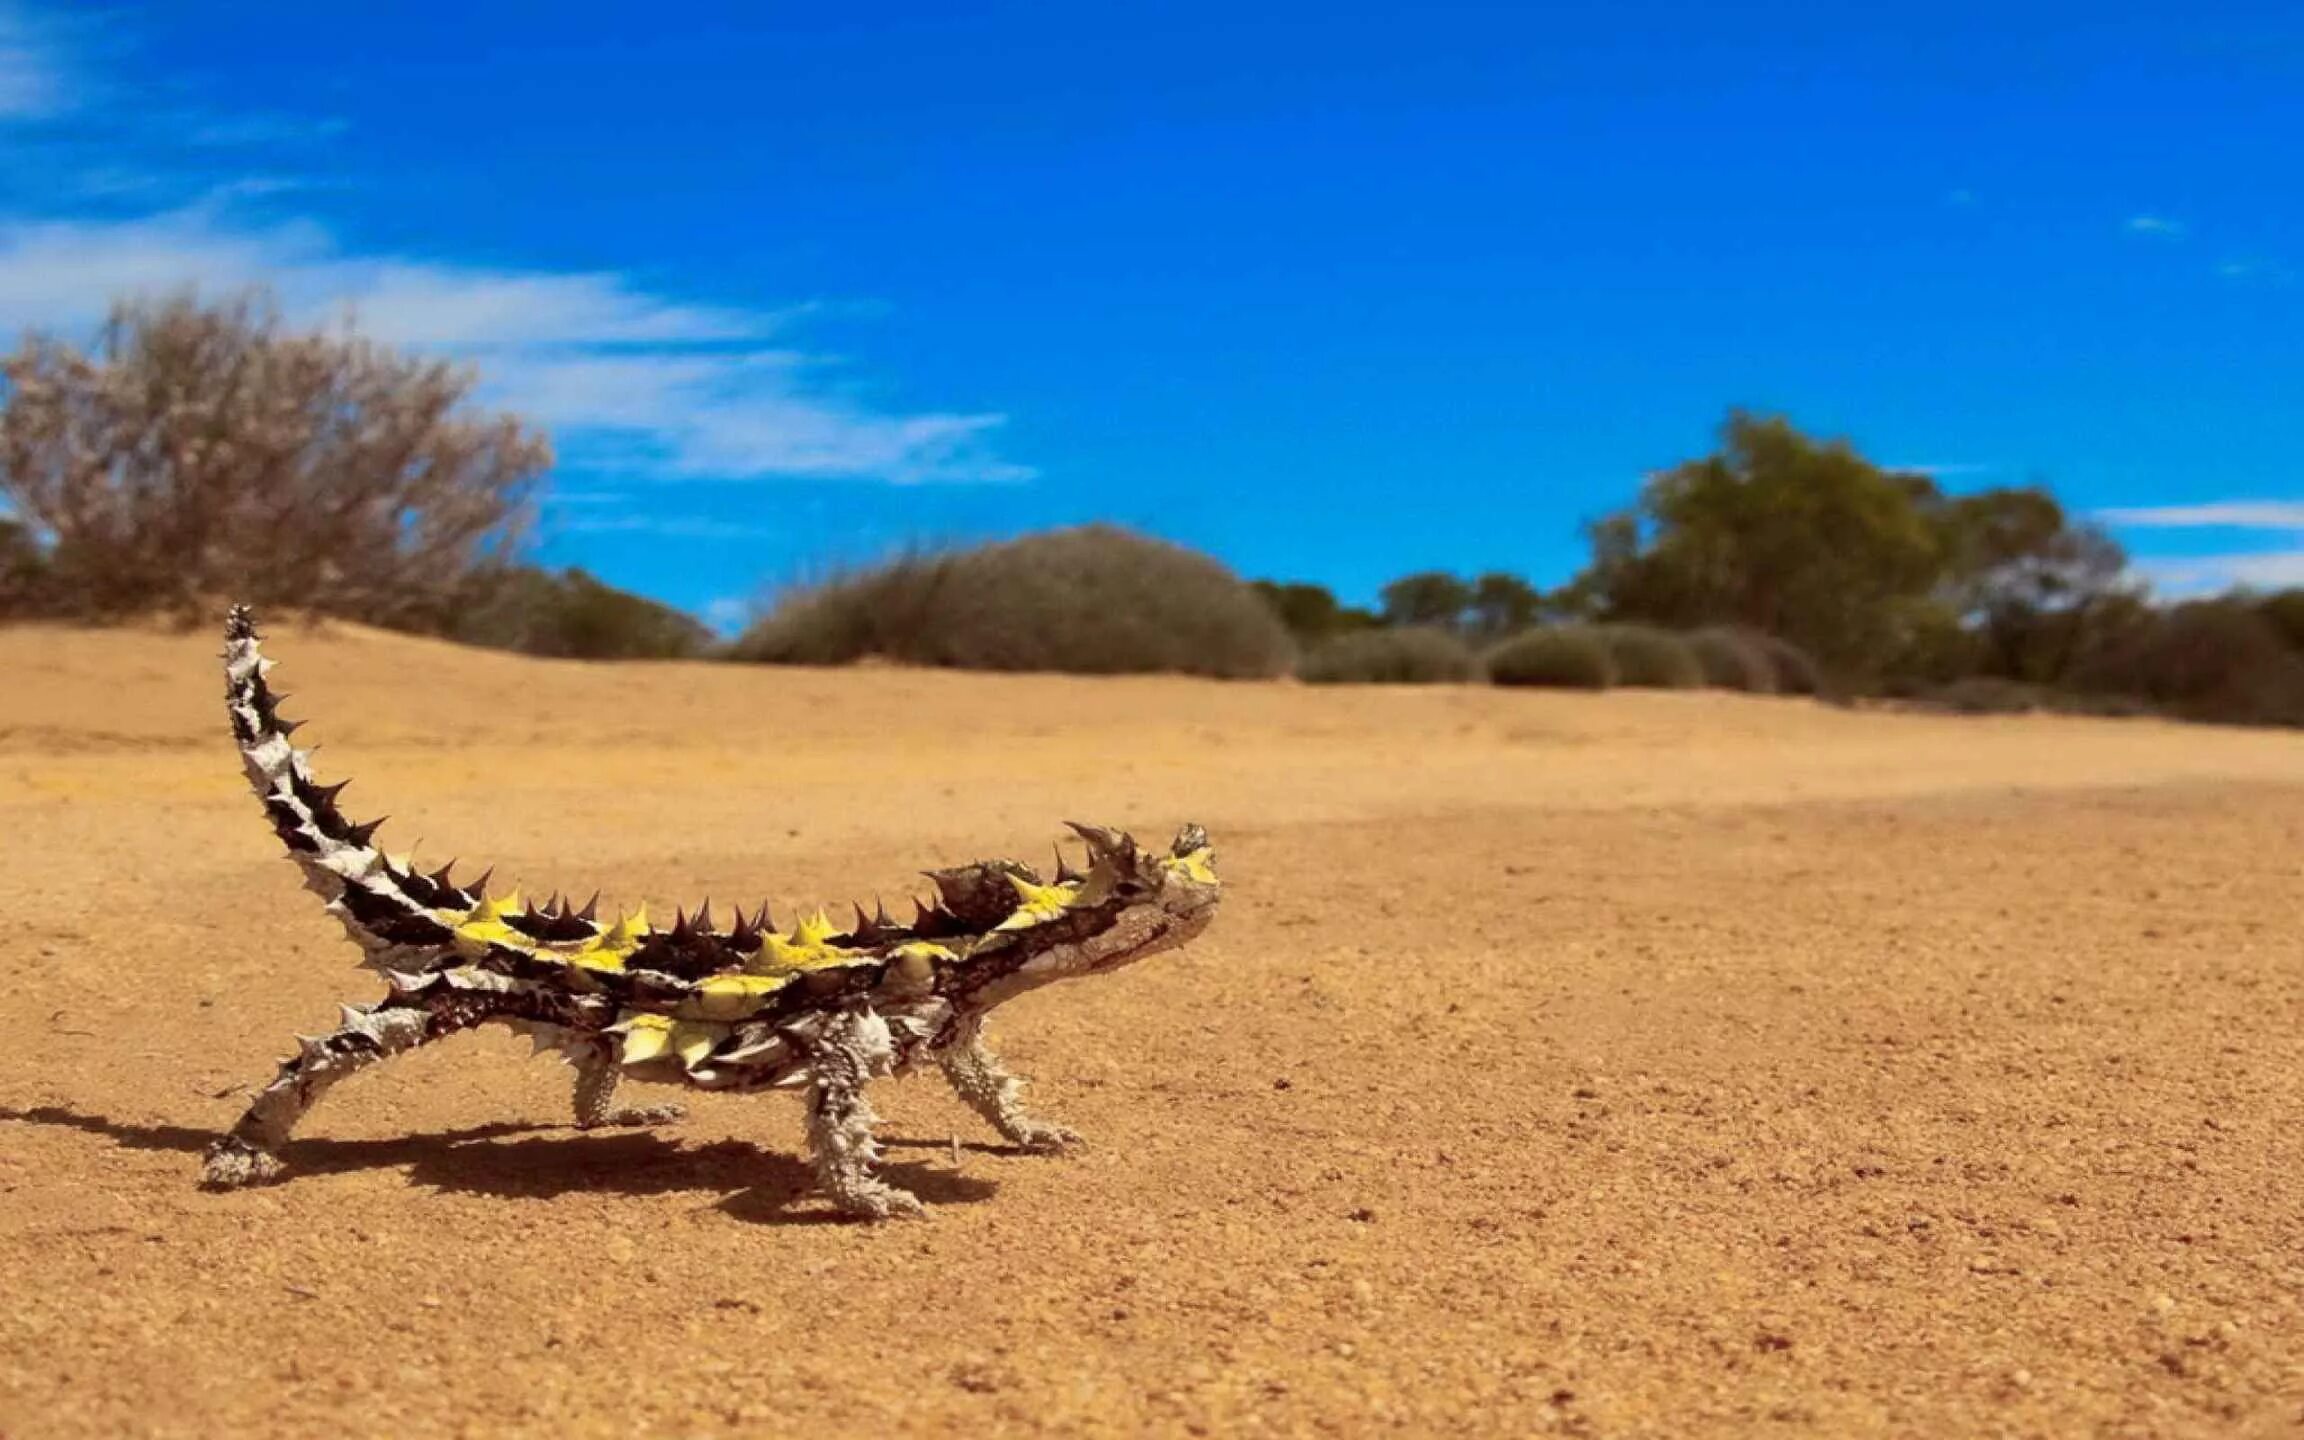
{"left": 1, "top": 1, "right": 2299, "bottom": 627}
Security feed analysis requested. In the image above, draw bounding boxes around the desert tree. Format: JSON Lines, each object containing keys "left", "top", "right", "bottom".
{"left": 1378, "top": 570, "right": 1473, "bottom": 630}
{"left": 0, "top": 288, "right": 552, "bottom": 621}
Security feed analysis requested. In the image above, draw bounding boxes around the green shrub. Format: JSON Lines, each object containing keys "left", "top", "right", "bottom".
{"left": 1751, "top": 633, "right": 1828, "bottom": 696}
{"left": 441, "top": 566, "right": 713, "bottom": 660}
{"left": 1297, "top": 627, "right": 1474, "bottom": 684}
{"left": 1597, "top": 624, "right": 1704, "bottom": 688}
{"left": 1483, "top": 626, "right": 1617, "bottom": 689}
{"left": 731, "top": 525, "right": 1295, "bottom": 678}
{"left": 1686, "top": 627, "right": 1777, "bottom": 692}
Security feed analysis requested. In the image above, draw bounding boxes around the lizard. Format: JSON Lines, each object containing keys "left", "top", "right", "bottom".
{"left": 200, "top": 605, "right": 1222, "bottom": 1219}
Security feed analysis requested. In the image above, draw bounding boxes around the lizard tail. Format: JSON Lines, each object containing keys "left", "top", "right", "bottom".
{"left": 222, "top": 605, "right": 471, "bottom": 963}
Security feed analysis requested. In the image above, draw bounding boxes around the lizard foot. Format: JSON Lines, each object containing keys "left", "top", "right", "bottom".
{"left": 834, "top": 1181, "right": 928, "bottom": 1222}
{"left": 199, "top": 1136, "right": 285, "bottom": 1190}
{"left": 1010, "top": 1122, "right": 1082, "bottom": 1155}
{"left": 579, "top": 1103, "right": 686, "bottom": 1131}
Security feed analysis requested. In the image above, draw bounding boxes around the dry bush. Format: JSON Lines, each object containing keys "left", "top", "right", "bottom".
{"left": 1686, "top": 627, "right": 1778, "bottom": 692}
{"left": 433, "top": 566, "right": 712, "bottom": 660}
{"left": 1297, "top": 627, "right": 1475, "bottom": 684}
{"left": 1752, "top": 633, "right": 1828, "bottom": 696}
{"left": 1597, "top": 624, "right": 1705, "bottom": 688}
{"left": 0, "top": 289, "right": 549, "bottom": 622}
{"left": 2075, "top": 600, "right": 2304, "bottom": 727}
{"left": 1484, "top": 626, "right": 1616, "bottom": 689}
{"left": 731, "top": 525, "right": 1294, "bottom": 678}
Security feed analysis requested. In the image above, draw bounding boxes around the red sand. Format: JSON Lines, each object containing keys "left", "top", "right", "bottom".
{"left": 2, "top": 619, "right": 2300, "bottom": 1436}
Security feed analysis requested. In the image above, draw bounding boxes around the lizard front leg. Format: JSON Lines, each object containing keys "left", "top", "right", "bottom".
{"left": 935, "top": 1017, "right": 1079, "bottom": 1153}
{"left": 570, "top": 1047, "right": 685, "bottom": 1130}
{"left": 801, "top": 1009, "right": 923, "bottom": 1221}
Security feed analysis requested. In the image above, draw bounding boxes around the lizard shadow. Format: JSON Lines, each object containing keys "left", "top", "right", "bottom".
{"left": 0, "top": 1104, "right": 997, "bottom": 1224}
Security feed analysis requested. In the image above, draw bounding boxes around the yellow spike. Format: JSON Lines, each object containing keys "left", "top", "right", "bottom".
{"left": 996, "top": 873, "right": 1078, "bottom": 931}
{"left": 602, "top": 904, "right": 649, "bottom": 948}
{"left": 790, "top": 910, "right": 837, "bottom": 946}
{"left": 616, "top": 1013, "right": 673, "bottom": 1066}
{"left": 676, "top": 973, "right": 789, "bottom": 1021}
{"left": 670, "top": 1021, "right": 727, "bottom": 1071}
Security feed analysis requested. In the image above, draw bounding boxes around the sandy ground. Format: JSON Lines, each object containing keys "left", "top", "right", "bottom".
{"left": 1, "top": 617, "right": 2300, "bottom": 1438}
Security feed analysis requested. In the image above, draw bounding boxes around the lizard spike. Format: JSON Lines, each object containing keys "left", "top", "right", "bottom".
{"left": 575, "top": 892, "right": 600, "bottom": 922}
{"left": 853, "top": 901, "right": 873, "bottom": 932}
{"left": 696, "top": 899, "right": 715, "bottom": 934}
{"left": 469, "top": 867, "right": 495, "bottom": 897}
{"left": 1054, "top": 846, "right": 1084, "bottom": 883}
{"left": 276, "top": 718, "right": 305, "bottom": 737}
{"left": 541, "top": 891, "right": 563, "bottom": 918}
{"left": 671, "top": 905, "right": 692, "bottom": 941}
{"left": 313, "top": 779, "right": 351, "bottom": 808}
{"left": 1064, "top": 821, "right": 1127, "bottom": 858}
{"left": 427, "top": 860, "right": 459, "bottom": 891}
{"left": 875, "top": 897, "right": 895, "bottom": 928}
{"left": 343, "top": 817, "right": 387, "bottom": 848}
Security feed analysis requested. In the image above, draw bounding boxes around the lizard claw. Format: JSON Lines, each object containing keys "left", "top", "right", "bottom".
{"left": 1012, "top": 1122, "right": 1082, "bottom": 1155}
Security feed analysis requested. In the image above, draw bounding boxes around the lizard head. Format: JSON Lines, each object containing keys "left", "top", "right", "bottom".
{"left": 933, "top": 822, "right": 1222, "bottom": 1002}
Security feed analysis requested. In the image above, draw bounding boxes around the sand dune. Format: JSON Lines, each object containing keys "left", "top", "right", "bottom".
{"left": 2, "top": 618, "right": 2299, "bottom": 1436}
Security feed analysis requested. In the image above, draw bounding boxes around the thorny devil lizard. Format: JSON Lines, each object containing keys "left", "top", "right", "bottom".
{"left": 201, "top": 606, "right": 1222, "bottom": 1219}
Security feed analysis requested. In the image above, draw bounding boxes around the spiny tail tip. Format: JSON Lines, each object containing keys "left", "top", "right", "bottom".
{"left": 225, "top": 604, "right": 259, "bottom": 642}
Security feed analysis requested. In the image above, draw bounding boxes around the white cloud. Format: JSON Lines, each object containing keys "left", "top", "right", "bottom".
{"left": 0, "top": 206, "right": 1032, "bottom": 484}
{"left": 2138, "top": 550, "right": 2304, "bottom": 595}
{"left": 2124, "top": 214, "right": 2186, "bottom": 238}
{"left": 2099, "top": 501, "right": 2304, "bottom": 531}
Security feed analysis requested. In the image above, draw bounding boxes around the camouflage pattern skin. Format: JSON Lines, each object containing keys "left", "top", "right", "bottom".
{"left": 202, "top": 606, "right": 1222, "bottom": 1220}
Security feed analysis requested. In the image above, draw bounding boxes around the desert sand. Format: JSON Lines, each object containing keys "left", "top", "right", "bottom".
{"left": 1, "top": 617, "right": 2300, "bottom": 1438}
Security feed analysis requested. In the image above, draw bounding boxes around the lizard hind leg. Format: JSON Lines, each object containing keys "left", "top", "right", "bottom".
{"left": 801, "top": 1010, "right": 924, "bottom": 1221}
{"left": 569, "top": 1047, "right": 685, "bottom": 1130}
{"left": 200, "top": 1001, "right": 440, "bottom": 1189}
{"left": 935, "top": 1019, "right": 1080, "bottom": 1154}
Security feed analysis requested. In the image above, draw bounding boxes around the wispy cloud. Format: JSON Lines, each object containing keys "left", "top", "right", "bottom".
{"left": 552, "top": 514, "right": 785, "bottom": 540}
{"left": 1886, "top": 460, "right": 1998, "bottom": 479}
{"left": 0, "top": 4, "right": 63, "bottom": 118}
{"left": 2099, "top": 501, "right": 2304, "bottom": 530}
{"left": 2217, "top": 257, "right": 2294, "bottom": 286}
{"left": 2124, "top": 214, "right": 2186, "bottom": 239}
{"left": 0, "top": 5, "right": 1031, "bottom": 489}
{"left": 700, "top": 597, "right": 753, "bottom": 634}
{"left": 0, "top": 204, "right": 1031, "bottom": 486}
{"left": 2103, "top": 502, "right": 2304, "bottom": 596}
{"left": 2137, "top": 551, "right": 2304, "bottom": 595}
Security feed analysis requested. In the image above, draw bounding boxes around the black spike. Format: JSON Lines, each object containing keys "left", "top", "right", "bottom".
{"left": 428, "top": 860, "right": 458, "bottom": 889}
{"left": 469, "top": 866, "right": 495, "bottom": 897}
{"left": 696, "top": 899, "right": 715, "bottom": 935}
{"left": 671, "top": 906, "right": 692, "bottom": 941}
{"left": 276, "top": 718, "right": 305, "bottom": 737}
{"left": 575, "top": 891, "right": 600, "bottom": 922}
{"left": 343, "top": 817, "right": 386, "bottom": 848}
